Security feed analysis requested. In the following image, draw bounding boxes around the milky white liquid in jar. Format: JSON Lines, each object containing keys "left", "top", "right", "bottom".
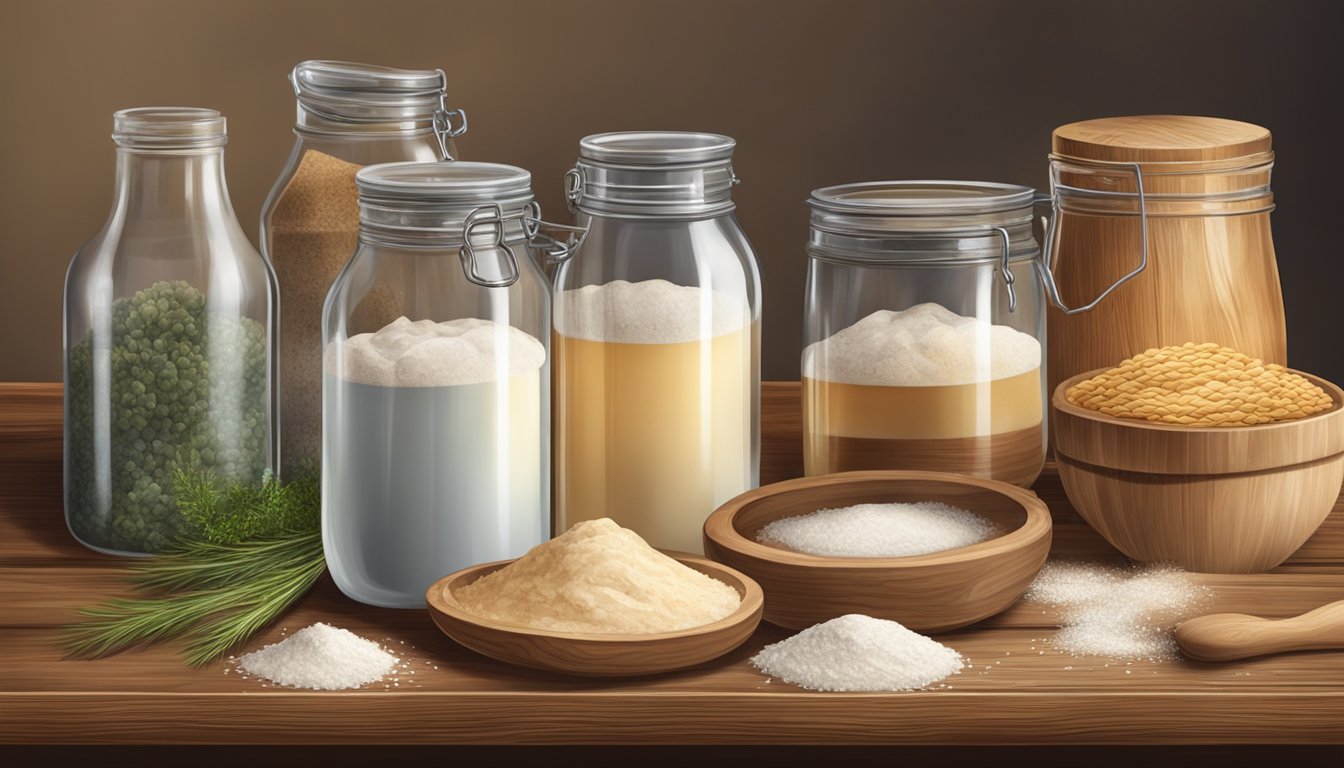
{"left": 323, "top": 317, "right": 547, "bottom": 608}
{"left": 803, "top": 303, "right": 1044, "bottom": 487}
{"left": 555, "top": 280, "right": 753, "bottom": 554}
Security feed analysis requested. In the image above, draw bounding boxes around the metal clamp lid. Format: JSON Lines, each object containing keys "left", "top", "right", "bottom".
{"left": 458, "top": 201, "right": 589, "bottom": 287}
{"left": 565, "top": 132, "right": 740, "bottom": 218}
{"left": 290, "top": 61, "right": 467, "bottom": 157}
{"left": 432, "top": 73, "right": 468, "bottom": 161}
{"left": 1038, "top": 161, "right": 1150, "bottom": 316}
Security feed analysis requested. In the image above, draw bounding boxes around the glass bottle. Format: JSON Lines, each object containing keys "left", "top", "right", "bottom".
{"left": 802, "top": 181, "right": 1047, "bottom": 487}
{"left": 323, "top": 161, "right": 566, "bottom": 608}
{"left": 553, "top": 132, "right": 762, "bottom": 554}
{"left": 260, "top": 60, "right": 467, "bottom": 478}
{"left": 64, "top": 108, "right": 275, "bottom": 555}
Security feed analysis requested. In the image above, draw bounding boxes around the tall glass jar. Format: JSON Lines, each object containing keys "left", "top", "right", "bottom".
{"left": 323, "top": 161, "right": 561, "bottom": 608}
{"left": 64, "top": 108, "right": 275, "bottom": 555}
{"left": 261, "top": 60, "right": 467, "bottom": 479}
{"left": 553, "top": 132, "right": 762, "bottom": 554}
{"left": 802, "top": 181, "right": 1046, "bottom": 488}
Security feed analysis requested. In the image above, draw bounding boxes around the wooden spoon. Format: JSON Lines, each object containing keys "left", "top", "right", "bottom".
{"left": 1176, "top": 600, "right": 1344, "bottom": 662}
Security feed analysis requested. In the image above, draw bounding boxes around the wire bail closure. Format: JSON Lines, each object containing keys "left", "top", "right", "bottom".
{"left": 563, "top": 166, "right": 584, "bottom": 212}
{"left": 992, "top": 226, "right": 1017, "bottom": 313}
{"left": 431, "top": 70, "right": 468, "bottom": 161}
{"left": 459, "top": 202, "right": 589, "bottom": 287}
{"left": 1037, "top": 161, "right": 1150, "bottom": 316}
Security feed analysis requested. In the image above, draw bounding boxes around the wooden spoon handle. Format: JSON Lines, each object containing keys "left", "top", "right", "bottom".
{"left": 1176, "top": 599, "right": 1344, "bottom": 662}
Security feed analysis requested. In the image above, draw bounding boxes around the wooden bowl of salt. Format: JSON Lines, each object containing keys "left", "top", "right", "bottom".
{"left": 703, "top": 470, "right": 1051, "bottom": 633}
{"left": 426, "top": 552, "right": 763, "bottom": 677}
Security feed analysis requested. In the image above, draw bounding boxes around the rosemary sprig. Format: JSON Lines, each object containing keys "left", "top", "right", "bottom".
{"left": 65, "top": 470, "right": 327, "bottom": 667}
{"left": 181, "top": 536, "right": 327, "bottom": 666}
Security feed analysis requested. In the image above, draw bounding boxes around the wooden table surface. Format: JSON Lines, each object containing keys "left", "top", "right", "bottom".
{"left": 3, "top": 382, "right": 1343, "bottom": 745}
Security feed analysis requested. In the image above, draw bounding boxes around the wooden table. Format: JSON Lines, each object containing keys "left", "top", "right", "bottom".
{"left": 3, "top": 382, "right": 1343, "bottom": 745}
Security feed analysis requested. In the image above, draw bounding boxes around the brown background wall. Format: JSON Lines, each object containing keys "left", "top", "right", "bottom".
{"left": 1, "top": 0, "right": 1341, "bottom": 382}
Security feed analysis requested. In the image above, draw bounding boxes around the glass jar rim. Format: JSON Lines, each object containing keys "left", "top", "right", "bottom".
{"left": 112, "top": 107, "right": 226, "bottom": 150}
{"left": 808, "top": 180, "right": 1036, "bottom": 240}
{"left": 294, "top": 60, "right": 445, "bottom": 95}
{"left": 291, "top": 60, "right": 449, "bottom": 126}
{"left": 809, "top": 180, "right": 1034, "bottom": 217}
{"left": 570, "top": 132, "right": 739, "bottom": 218}
{"left": 579, "top": 131, "right": 735, "bottom": 166}
{"left": 356, "top": 161, "right": 532, "bottom": 205}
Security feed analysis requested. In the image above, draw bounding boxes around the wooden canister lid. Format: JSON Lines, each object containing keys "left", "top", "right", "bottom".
{"left": 1052, "top": 115, "right": 1271, "bottom": 165}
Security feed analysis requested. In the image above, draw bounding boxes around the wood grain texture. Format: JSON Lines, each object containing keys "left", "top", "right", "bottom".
{"left": 1046, "top": 208, "right": 1287, "bottom": 398}
{"left": 1176, "top": 600, "right": 1344, "bottom": 663}
{"left": 425, "top": 554, "right": 764, "bottom": 677}
{"left": 806, "top": 424, "right": 1045, "bottom": 488}
{"left": 1053, "top": 371, "right": 1344, "bottom": 573}
{"left": 3, "top": 382, "right": 1344, "bottom": 744}
{"left": 1052, "top": 115, "right": 1272, "bottom": 165}
{"left": 703, "top": 471, "right": 1052, "bottom": 632}
{"left": 1045, "top": 117, "right": 1286, "bottom": 399}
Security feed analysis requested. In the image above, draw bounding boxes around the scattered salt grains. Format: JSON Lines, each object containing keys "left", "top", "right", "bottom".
{"left": 750, "top": 614, "right": 965, "bottom": 692}
{"left": 757, "top": 501, "right": 998, "bottom": 558}
{"left": 237, "top": 623, "right": 399, "bottom": 691}
{"left": 1026, "top": 561, "right": 1213, "bottom": 661}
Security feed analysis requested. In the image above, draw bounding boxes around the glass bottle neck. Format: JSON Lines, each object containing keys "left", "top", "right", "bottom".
{"left": 112, "top": 147, "right": 236, "bottom": 222}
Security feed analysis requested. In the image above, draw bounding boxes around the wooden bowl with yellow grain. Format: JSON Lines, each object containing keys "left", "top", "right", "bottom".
{"left": 1052, "top": 369, "right": 1344, "bottom": 574}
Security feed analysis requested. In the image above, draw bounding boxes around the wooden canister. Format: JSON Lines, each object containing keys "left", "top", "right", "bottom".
{"left": 1044, "top": 115, "right": 1287, "bottom": 397}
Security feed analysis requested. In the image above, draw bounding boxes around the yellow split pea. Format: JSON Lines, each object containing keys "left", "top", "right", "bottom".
{"left": 1066, "top": 342, "right": 1333, "bottom": 427}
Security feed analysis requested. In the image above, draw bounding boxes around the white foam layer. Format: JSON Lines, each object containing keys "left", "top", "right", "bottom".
{"left": 328, "top": 316, "right": 545, "bottom": 387}
{"left": 803, "top": 303, "right": 1041, "bottom": 386}
{"left": 555, "top": 279, "right": 748, "bottom": 344}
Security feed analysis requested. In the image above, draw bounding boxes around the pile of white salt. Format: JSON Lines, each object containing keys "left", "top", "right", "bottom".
{"left": 751, "top": 614, "right": 965, "bottom": 692}
{"left": 757, "top": 501, "right": 998, "bottom": 558}
{"left": 238, "top": 623, "right": 398, "bottom": 690}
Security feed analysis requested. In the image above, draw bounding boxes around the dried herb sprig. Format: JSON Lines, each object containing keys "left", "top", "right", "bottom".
{"left": 65, "top": 470, "right": 326, "bottom": 667}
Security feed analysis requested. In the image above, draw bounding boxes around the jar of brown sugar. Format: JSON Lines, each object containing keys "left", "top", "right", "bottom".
{"left": 260, "top": 60, "right": 467, "bottom": 478}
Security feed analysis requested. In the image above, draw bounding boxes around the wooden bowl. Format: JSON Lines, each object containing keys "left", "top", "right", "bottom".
{"left": 425, "top": 552, "right": 764, "bottom": 677}
{"left": 1052, "top": 369, "right": 1344, "bottom": 574}
{"left": 702, "top": 470, "right": 1052, "bottom": 633}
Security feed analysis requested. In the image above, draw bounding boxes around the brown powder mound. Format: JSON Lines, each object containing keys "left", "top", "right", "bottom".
{"left": 454, "top": 518, "right": 741, "bottom": 634}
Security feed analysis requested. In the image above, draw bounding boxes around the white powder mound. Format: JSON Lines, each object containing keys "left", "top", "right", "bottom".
{"left": 238, "top": 623, "right": 399, "bottom": 690}
{"left": 751, "top": 614, "right": 965, "bottom": 692}
{"left": 757, "top": 501, "right": 998, "bottom": 558}
{"left": 327, "top": 316, "right": 545, "bottom": 387}
{"left": 1026, "top": 562, "right": 1214, "bottom": 661}
{"left": 803, "top": 303, "right": 1042, "bottom": 386}
{"left": 555, "top": 279, "right": 748, "bottom": 343}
